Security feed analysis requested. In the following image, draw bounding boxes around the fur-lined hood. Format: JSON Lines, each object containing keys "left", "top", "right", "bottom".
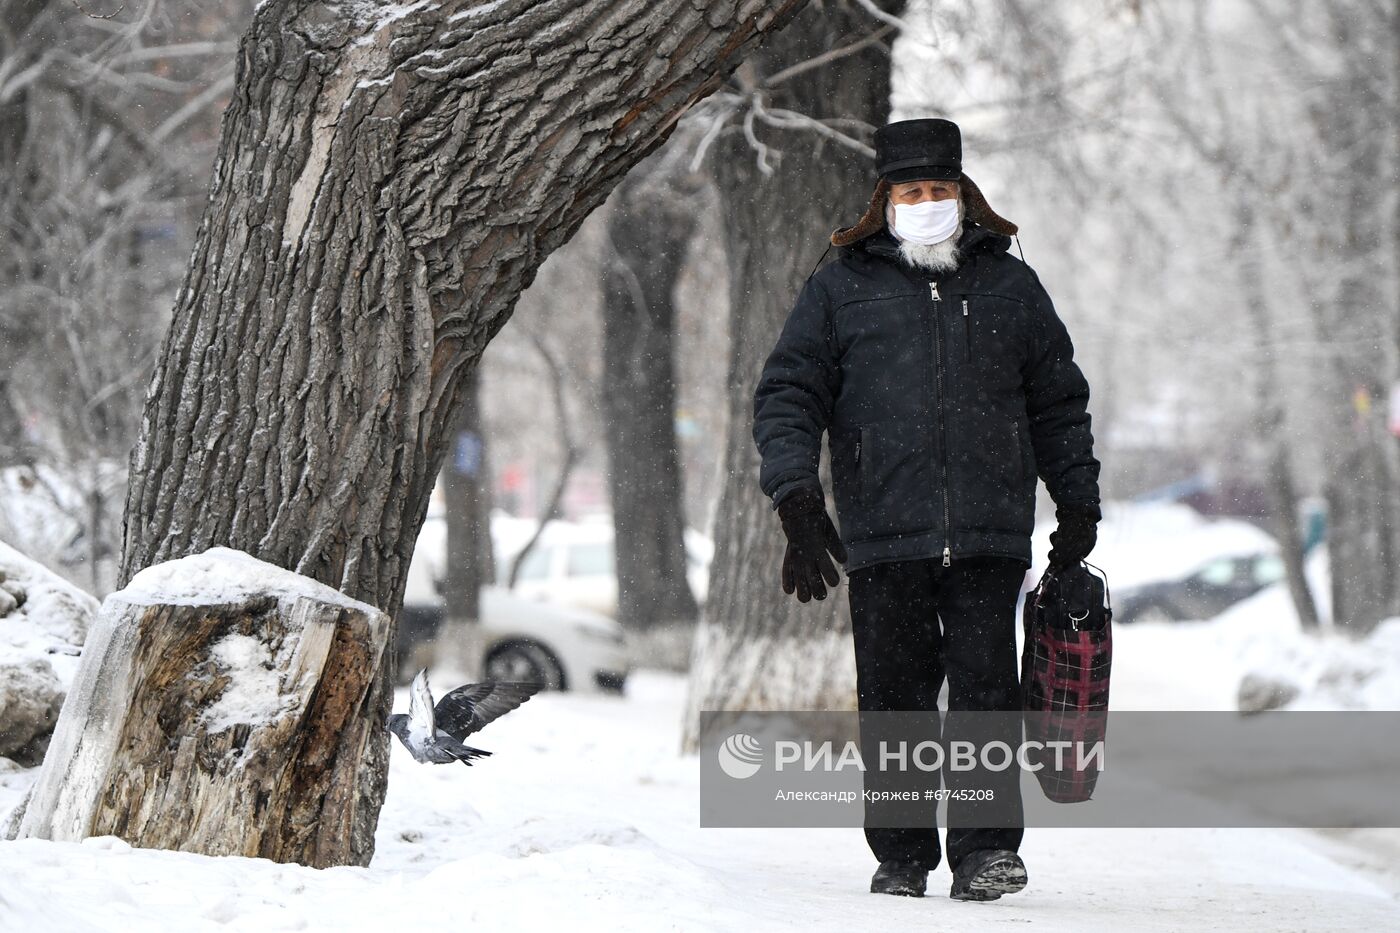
{"left": 830, "top": 174, "right": 1017, "bottom": 247}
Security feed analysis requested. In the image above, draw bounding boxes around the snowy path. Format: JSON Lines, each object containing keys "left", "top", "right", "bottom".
{"left": 2, "top": 647, "right": 1397, "bottom": 931}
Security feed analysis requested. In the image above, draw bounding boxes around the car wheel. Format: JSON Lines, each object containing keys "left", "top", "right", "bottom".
{"left": 486, "top": 641, "right": 565, "bottom": 691}
{"left": 594, "top": 671, "right": 627, "bottom": 694}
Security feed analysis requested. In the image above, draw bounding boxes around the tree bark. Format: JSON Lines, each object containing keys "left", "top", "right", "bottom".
{"left": 682, "top": 0, "right": 899, "bottom": 751}
{"left": 600, "top": 148, "right": 702, "bottom": 633}
{"left": 442, "top": 365, "right": 492, "bottom": 675}
{"left": 1232, "top": 199, "right": 1319, "bottom": 630}
{"left": 114, "top": 0, "right": 808, "bottom": 865}
{"left": 18, "top": 554, "right": 388, "bottom": 868}
{"left": 0, "top": 378, "right": 34, "bottom": 469}
{"left": 1316, "top": 4, "right": 1400, "bottom": 634}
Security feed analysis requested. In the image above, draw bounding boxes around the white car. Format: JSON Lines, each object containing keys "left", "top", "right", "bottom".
{"left": 399, "top": 515, "right": 629, "bottom": 693}
{"left": 478, "top": 585, "right": 628, "bottom": 692}
{"left": 494, "top": 515, "right": 712, "bottom": 619}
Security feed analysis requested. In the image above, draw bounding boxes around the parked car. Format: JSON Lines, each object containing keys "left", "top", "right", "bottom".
{"left": 1114, "top": 551, "right": 1285, "bottom": 624}
{"left": 397, "top": 516, "right": 629, "bottom": 692}
{"left": 493, "top": 516, "right": 712, "bottom": 619}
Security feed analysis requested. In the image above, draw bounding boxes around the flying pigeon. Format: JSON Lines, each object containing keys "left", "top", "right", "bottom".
{"left": 387, "top": 669, "right": 541, "bottom": 765}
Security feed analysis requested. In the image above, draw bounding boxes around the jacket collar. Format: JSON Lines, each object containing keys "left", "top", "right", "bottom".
{"left": 853, "top": 219, "right": 1011, "bottom": 266}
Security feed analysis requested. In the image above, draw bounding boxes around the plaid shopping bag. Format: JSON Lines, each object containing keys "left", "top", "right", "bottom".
{"left": 1020, "top": 561, "right": 1112, "bottom": 803}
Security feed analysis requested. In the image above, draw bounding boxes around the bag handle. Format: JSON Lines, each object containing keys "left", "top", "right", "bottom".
{"left": 1082, "top": 559, "right": 1112, "bottom": 614}
{"left": 1030, "top": 560, "right": 1113, "bottom": 620}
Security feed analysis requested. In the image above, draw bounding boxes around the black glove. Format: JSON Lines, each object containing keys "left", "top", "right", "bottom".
{"left": 776, "top": 487, "right": 848, "bottom": 602}
{"left": 1047, "top": 503, "right": 1100, "bottom": 570}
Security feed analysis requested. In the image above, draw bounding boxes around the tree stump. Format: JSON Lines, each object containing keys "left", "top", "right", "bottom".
{"left": 17, "top": 548, "right": 389, "bottom": 868}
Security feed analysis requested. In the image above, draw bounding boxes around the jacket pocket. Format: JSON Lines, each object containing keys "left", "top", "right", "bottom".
{"left": 839, "top": 419, "right": 937, "bottom": 540}
{"left": 1014, "top": 417, "right": 1035, "bottom": 488}
{"left": 857, "top": 425, "right": 869, "bottom": 504}
{"left": 1007, "top": 421, "right": 1022, "bottom": 486}
{"left": 827, "top": 425, "right": 860, "bottom": 531}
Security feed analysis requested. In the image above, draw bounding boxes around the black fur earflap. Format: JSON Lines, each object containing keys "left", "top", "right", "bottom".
{"left": 830, "top": 174, "right": 1017, "bottom": 247}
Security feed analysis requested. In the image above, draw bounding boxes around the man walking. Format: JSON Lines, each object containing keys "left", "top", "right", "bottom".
{"left": 752, "top": 118, "right": 1101, "bottom": 900}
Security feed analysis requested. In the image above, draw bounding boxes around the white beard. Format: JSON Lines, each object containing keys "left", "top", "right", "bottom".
{"left": 886, "top": 198, "right": 964, "bottom": 275}
{"left": 897, "top": 234, "right": 963, "bottom": 275}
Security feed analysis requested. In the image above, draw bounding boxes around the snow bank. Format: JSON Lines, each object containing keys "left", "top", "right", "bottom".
{"left": 1183, "top": 548, "right": 1397, "bottom": 711}
{"left": 1109, "top": 612, "right": 1292, "bottom": 711}
{"left": 0, "top": 541, "right": 99, "bottom": 763}
{"left": 0, "top": 540, "right": 98, "bottom": 662}
{"left": 1109, "top": 568, "right": 1399, "bottom": 713}
{"left": 1234, "top": 614, "right": 1400, "bottom": 712}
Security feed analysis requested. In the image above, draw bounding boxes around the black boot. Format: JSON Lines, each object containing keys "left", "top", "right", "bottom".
{"left": 949, "top": 849, "right": 1027, "bottom": 901}
{"left": 870, "top": 859, "right": 928, "bottom": 897}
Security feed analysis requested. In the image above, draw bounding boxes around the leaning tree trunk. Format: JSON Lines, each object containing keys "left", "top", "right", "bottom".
{"left": 681, "top": 0, "right": 900, "bottom": 751}
{"left": 600, "top": 147, "right": 703, "bottom": 634}
{"left": 111, "top": 0, "right": 808, "bottom": 866}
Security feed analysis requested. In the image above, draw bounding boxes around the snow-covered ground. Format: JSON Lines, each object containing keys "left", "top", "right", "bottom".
{"left": 2, "top": 502, "right": 1397, "bottom": 930}
{"left": 2, "top": 655, "right": 1397, "bottom": 931}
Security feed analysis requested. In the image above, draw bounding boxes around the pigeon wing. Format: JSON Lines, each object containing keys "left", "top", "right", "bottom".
{"left": 407, "top": 668, "right": 435, "bottom": 736}
{"left": 434, "top": 681, "right": 541, "bottom": 742}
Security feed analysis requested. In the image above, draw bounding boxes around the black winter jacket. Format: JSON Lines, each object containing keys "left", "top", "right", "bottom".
{"left": 753, "top": 219, "right": 1100, "bottom": 572}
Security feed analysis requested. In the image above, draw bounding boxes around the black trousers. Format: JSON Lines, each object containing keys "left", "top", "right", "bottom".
{"left": 848, "top": 555, "right": 1026, "bottom": 872}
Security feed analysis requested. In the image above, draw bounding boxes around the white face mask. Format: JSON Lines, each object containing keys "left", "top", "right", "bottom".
{"left": 890, "top": 198, "right": 960, "bottom": 245}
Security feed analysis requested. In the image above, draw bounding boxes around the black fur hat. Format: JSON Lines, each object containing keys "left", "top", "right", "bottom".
{"left": 832, "top": 118, "right": 1019, "bottom": 246}
{"left": 874, "top": 118, "right": 961, "bottom": 184}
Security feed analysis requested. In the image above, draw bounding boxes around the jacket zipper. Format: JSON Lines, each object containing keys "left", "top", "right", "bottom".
{"left": 962, "top": 299, "right": 971, "bottom": 361}
{"left": 930, "top": 281, "right": 952, "bottom": 567}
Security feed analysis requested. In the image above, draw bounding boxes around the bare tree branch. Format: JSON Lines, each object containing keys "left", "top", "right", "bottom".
{"left": 765, "top": 23, "right": 894, "bottom": 86}
{"left": 506, "top": 333, "right": 582, "bottom": 591}
{"left": 742, "top": 98, "right": 775, "bottom": 176}
{"left": 751, "top": 94, "right": 875, "bottom": 157}
{"left": 69, "top": 0, "right": 124, "bottom": 20}
{"left": 852, "top": 0, "right": 909, "bottom": 32}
